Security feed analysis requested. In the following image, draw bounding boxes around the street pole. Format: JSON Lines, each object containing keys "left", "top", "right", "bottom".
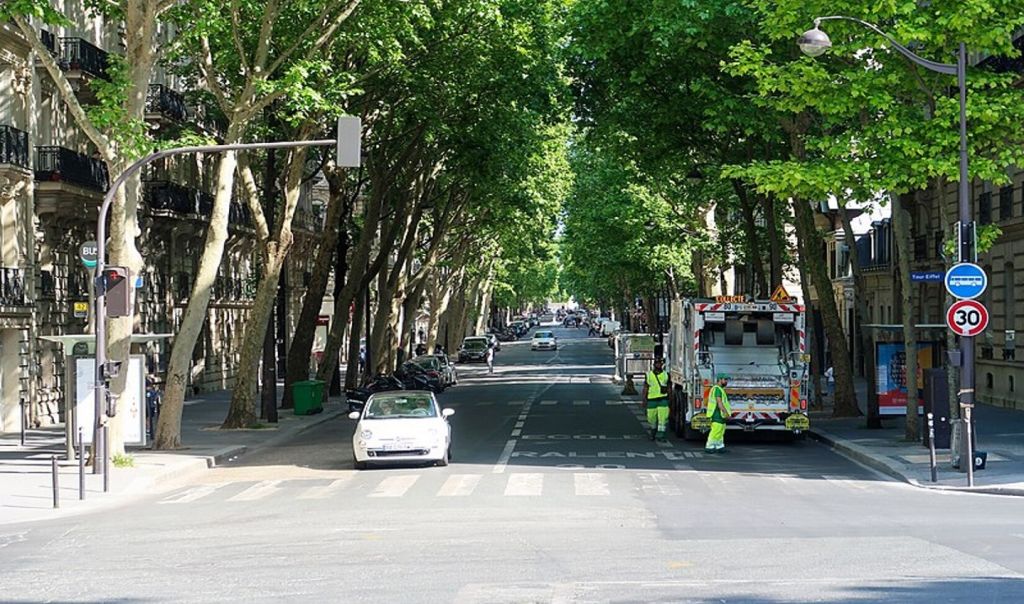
{"left": 93, "top": 121, "right": 360, "bottom": 458}
{"left": 801, "top": 19, "right": 975, "bottom": 487}
{"left": 955, "top": 43, "right": 976, "bottom": 488}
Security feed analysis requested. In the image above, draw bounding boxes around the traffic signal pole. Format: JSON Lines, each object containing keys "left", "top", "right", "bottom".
{"left": 94, "top": 121, "right": 360, "bottom": 463}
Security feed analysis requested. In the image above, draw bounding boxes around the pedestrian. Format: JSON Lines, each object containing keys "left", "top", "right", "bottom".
{"left": 485, "top": 344, "right": 495, "bottom": 374}
{"left": 145, "top": 377, "right": 161, "bottom": 440}
{"left": 642, "top": 358, "right": 670, "bottom": 442}
{"left": 704, "top": 374, "right": 732, "bottom": 453}
{"left": 825, "top": 365, "right": 835, "bottom": 400}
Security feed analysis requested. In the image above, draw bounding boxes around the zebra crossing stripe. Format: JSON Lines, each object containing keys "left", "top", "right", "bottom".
{"left": 227, "top": 480, "right": 282, "bottom": 502}
{"left": 637, "top": 472, "right": 681, "bottom": 496}
{"left": 437, "top": 474, "right": 482, "bottom": 497}
{"left": 539, "top": 400, "right": 557, "bottom": 406}
{"left": 369, "top": 475, "right": 420, "bottom": 498}
{"left": 574, "top": 473, "right": 610, "bottom": 496}
{"left": 296, "top": 476, "right": 354, "bottom": 500}
{"left": 572, "top": 400, "right": 590, "bottom": 406}
{"left": 605, "top": 400, "right": 623, "bottom": 406}
{"left": 158, "top": 484, "right": 225, "bottom": 504}
{"left": 504, "top": 473, "right": 543, "bottom": 496}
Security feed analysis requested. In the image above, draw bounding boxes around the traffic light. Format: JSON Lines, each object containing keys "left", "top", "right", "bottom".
{"left": 104, "top": 266, "right": 132, "bottom": 318}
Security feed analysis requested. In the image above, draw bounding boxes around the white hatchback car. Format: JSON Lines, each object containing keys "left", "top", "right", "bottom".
{"left": 349, "top": 391, "right": 454, "bottom": 469}
{"left": 531, "top": 330, "right": 558, "bottom": 351}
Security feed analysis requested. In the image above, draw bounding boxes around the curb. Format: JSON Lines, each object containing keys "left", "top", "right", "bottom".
{"left": 808, "top": 427, "right": 1024, "bottom": 497}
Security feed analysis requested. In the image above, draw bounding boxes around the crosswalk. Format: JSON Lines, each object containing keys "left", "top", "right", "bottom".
{"left": 156, "top": 469, "right": 885, "bottom": 506}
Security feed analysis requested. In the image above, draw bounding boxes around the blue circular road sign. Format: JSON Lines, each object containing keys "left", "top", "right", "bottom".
{"left": 944, "top": 262, "right": 987, "bottom": 300}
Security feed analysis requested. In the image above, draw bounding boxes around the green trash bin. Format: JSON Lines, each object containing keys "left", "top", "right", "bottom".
{"left": 292, "top": 380, "right": 325, "bottom": 415}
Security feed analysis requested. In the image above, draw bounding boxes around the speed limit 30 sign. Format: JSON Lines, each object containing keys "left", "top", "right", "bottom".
{"left": 946, "top": 300, "right": 989, "bottom": 337}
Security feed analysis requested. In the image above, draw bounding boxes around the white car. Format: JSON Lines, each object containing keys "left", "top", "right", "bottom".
{"left": 349, "top": 391, "right": 454, "bottom": 469}
{"left": 531, "top": 330, "right": 558, "bottom": 351}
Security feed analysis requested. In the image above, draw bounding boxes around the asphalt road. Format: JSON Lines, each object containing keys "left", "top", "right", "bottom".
{"left": 2, "top": 323, "right": 1024, "bottom": 603}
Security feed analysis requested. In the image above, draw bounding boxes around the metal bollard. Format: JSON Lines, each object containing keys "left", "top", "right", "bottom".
{"left": 51, "top": 455, "right": 59, "bottom": 509}
{"left": 964, "top": 404, "right": 975, "bottom": 488}
{"left": 102, "top": 425, "right": 110, "bottom": 493}
{"left": 926, "top": 413, "right": 937, "bottom": 483}
{"left": 78, "top": 428, "right": 86, "bottom": 500}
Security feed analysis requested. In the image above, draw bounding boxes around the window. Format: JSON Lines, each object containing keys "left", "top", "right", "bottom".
{"left": 1010, "top": 376, "right": 1015, "bottom": 393}
{"left": 1000, "top": 186, "right": 1014, "bottom": 221}
{"left": 979, "top": 191, "right": 992, "bottom": 225}
{"left": 986, "top": 372, "right": 994, "bottom": 389}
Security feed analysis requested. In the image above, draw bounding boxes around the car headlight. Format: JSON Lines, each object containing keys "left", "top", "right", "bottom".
{"left": 360, "top": 429, "right": 373, "bottom": 440}
{"left": 357, "top": 439, "right": 367, "bottom": 447}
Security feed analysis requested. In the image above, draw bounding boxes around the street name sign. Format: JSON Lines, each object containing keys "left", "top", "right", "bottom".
{"left": 911, "top": 271, "right": 944, "bottom": 283}
{"left": 944, "top": 263, "right": 987, "bottom": 300}
{"left": 79, "top": 241, "right": 99, "bottom": 269}
{"left": 946, "top": 300, "right": 989, "bottom": 337}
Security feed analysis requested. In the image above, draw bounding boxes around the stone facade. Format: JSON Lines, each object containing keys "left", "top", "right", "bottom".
{"left": 0, "top": 6, "right": 320, "bottom": 433}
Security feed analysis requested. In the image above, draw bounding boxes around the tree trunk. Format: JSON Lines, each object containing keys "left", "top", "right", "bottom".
{"left": 893, "top": 192, "right": 920, "bottom": 441}
{"left": 764, "top": 194, "right": 784, "bottom": 290}
{"left": 155, "top": 135, "right": 241, "bottom": 449}
{"left": 839, "top": 205, "right": 882, "bottom": 429}
{"left": 792, "top": 196, "right": 860, "bottom": 417}
{"left": 345, "top": 280, "right": 366, "bottom": 388}
{"left": 223, "top": 143, "right": 309, "bottom": 428}
{"left": 794, "top": 225, "right": 823, "bottom": 409}
{"left": 733, "top": 181, "right": 768, "bottom": 297}
{"left": 283, "top": 168, "right": 354, "bottom": 406}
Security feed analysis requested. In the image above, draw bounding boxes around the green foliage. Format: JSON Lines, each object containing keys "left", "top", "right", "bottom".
{"left": 0, "top": 0, "right": 71, "bottom": 25}
{"left": 85, "top": 55, "right": 149, "bottom": 161}
{"left": 111, "top": 453, "right": 134, "bottom": 468}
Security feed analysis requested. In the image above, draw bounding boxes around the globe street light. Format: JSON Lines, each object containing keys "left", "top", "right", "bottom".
{"left": 799, "top": 16, "right": 976, "bottom": 486}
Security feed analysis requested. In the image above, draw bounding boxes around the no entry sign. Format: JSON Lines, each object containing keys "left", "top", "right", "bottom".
{"left": 946, "top": 300, "right": 989, "bottom": 337}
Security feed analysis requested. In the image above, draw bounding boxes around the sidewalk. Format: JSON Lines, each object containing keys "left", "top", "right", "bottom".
{"left": 0, "top": 388, "right": 345, "bottom": 525}
{"left": 808, "top": 379, "right": 1024, "bottom": 496}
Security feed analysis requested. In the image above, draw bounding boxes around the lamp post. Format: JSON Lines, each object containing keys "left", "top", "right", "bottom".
{"left": 800, "top": 17, "right": 975, "bottom": 485}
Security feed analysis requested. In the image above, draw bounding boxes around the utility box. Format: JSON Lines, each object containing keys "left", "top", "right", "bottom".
{"left": 923, "top": 368, "right": 951, "bottom": 449}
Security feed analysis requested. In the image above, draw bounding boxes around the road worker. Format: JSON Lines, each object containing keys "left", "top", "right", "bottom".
{"left": 705, "top": 374, "right": 732, "bottom": 452}
{"left": 642, "top": 357, "right": 670, "bottom": 442}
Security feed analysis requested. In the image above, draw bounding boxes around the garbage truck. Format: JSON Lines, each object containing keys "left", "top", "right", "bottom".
{"left": 667, "top": 296, "right": 811, "bottom": 440}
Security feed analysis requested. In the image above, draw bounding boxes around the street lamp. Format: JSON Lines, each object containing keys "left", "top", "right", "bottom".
{"left": 800, "top": 16, "right": 976, "bottom": 485}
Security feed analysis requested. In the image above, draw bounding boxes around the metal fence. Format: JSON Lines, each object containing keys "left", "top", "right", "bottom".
{"left": 59, "top": 37, "right": 109, "bottom": 81}
{"left": 35, "top": 146, "right": 109, "bottom": 191}
{"left": 146, "top": 85, "right": 189, "bottom": 122}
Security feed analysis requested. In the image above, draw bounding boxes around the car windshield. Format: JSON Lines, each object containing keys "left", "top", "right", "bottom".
{"left": 412, "top": 356, "right": 440, "bottom": 370}
{"left": 463, "top": 339, "right": 487, "bottom": 350}
{"left": 365, "top": 395, "right": 437, "bottom": 419}
{"left": 534, "top": 331, "right": 553, "bottom": 339}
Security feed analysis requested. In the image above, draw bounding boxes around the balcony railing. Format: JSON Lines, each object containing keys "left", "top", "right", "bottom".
{"left": 147, "top": 84, "right": 188, "bottom": 122}
{"left": 145, "top": 180, "right": 199, "bottom": 214}
{"left": 0, "top": 125, "right": 30, "bottom": 169}
{"left": 35, "top": 146, "right": 109, "bottom": 191}
{"left": 0, "top": 268, "right": 27, "bottom": 306}
{"left": 59, "top": 37, "right": 109, "bottom": 81}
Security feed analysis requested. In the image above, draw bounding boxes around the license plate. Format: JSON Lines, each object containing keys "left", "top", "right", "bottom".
{"left": 383, "top": 441, "right": 412, "bottom": 451}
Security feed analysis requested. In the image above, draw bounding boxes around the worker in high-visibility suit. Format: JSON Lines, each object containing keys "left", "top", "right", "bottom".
{"left": 705, "top": 374, "right": 732, "bottom": 452}
{"left": 642, "top": 358, "right": 670, "bottom": 442}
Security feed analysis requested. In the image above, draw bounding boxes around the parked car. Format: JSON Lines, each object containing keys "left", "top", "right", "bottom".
{"left": 458, "top": 336, "right": 490, "bottom": 363}
{"left": 434, "top": 353, "right": 458, "bottom": 386}
{"left": 510, "top": 320, "right": 528, "bottom": 336}
{"left": 349, "top": 391, "right": 455, "bottom": 469}
{"left": 495, "top": 329, "right": 518, "bottom": 342}
{"left": 345, "top": 374, "right": 406, "bottom": 412}
{"left": 531, "top": 330, "right": 558, "bottom": 351}
{"left": 396, "top": 361, "right": 444, "bottom": 393}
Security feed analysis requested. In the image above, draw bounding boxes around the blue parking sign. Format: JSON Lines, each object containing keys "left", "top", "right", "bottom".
{"left": 944, "top": 263, "right": 987, "bottom": 300}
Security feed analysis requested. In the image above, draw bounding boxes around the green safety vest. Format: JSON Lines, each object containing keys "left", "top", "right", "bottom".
{"left": 646, "top": 370, "right": 669, "bottom": 400}
{"left": 705, "top": 384, "right": 731, "bottom": 423}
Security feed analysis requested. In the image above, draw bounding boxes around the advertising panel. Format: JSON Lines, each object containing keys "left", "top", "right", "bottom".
{"left": 875, "top": 342, "right": 938, "bottom": 415}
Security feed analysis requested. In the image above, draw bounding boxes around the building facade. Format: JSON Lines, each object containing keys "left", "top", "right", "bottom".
{"left": 0, "top": 5, "right": 322, "bottom": 434}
